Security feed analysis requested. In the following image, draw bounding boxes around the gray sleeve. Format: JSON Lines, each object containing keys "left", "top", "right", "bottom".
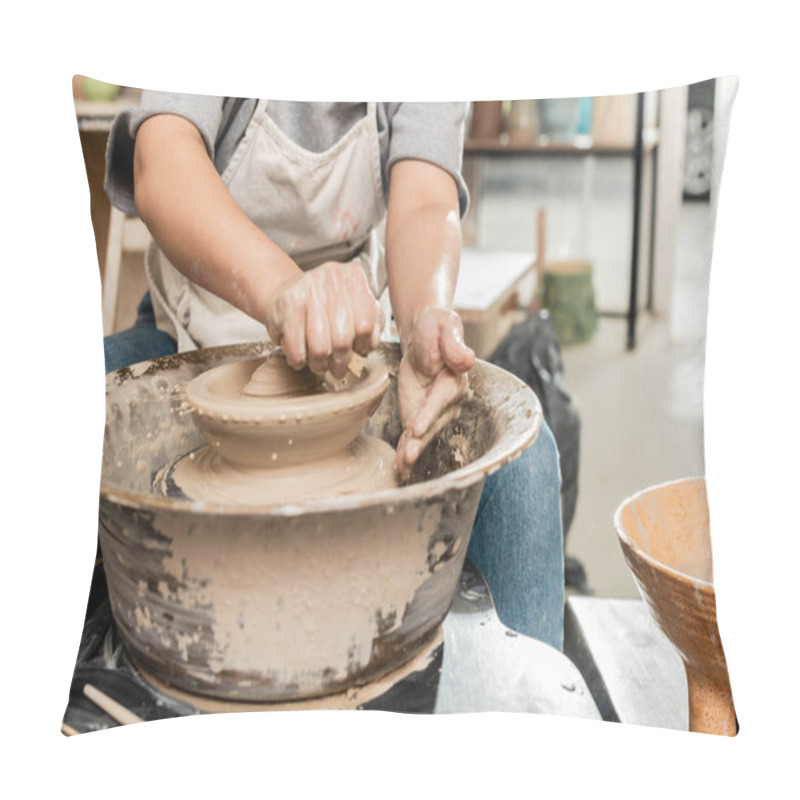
{"left": 385, "top": 102, "right": 470, "bottom": 218}
{"left": 104, "top": 91, "right": 225, "bottom": 216}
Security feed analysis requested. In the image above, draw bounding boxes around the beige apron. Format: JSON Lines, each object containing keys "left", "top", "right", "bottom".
{"left": 145, "top": 100, "right": 387, "bottom": 351}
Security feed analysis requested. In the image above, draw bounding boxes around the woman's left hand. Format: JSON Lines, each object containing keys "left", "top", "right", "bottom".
{"left": 395, "top": 306, "right": 475, "bottom": 479}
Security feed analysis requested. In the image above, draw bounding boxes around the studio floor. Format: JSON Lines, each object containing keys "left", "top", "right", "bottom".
{"left": 562, "top": 199, "right": 711, "bottom": 598}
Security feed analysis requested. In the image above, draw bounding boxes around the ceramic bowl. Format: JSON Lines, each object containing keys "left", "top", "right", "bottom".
{"left": 615, "top": 477, "right": 736, "bottom": 735}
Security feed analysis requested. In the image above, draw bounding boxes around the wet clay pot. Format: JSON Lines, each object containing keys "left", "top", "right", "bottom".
{"left": 615, "top": 477, "right": 736, "bottom": 735}
{"left": 99, "top": 342, "right": 542, "bottom": 702}
{"left": 184, "top": 353, "right": 390, "bottom": 468}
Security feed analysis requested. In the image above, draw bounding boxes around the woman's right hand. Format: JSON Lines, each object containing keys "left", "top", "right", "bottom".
{"left": 264, "top": 260, "right": 385, "bottom": 379}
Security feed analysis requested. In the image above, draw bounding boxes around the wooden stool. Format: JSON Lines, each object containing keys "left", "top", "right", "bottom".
{"left": 540, "top": 260, "right": 598, "bottom": 346}
{"left": 532, "top": 209, "right": 597, "bottom": 346}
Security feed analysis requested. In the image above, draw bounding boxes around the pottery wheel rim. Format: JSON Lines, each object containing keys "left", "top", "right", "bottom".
{"left": 101, "top": 345, "right": 544, "bottom": 517}
{"left": 185, "top": 354, "right": 390, "bottom": 424}
{"left": 613, "top": 475, "right": 714, "bottom": 589}
{"left": 103, "top": 413, "right": 541, "bottom": 517}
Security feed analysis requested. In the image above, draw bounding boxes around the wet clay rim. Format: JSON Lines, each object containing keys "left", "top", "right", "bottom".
{"left": 185, "top": 352, "right": 390, "bottom": 424}
{"left": 613, "top": 475, "right": 714, "bottom": 589}
{"left": 101, "top": 344, "right": 543, "bottom": 516}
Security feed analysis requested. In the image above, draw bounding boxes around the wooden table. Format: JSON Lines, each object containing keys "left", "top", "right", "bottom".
{"left": 453, "top": 248, "right": 537, "bottom": 358}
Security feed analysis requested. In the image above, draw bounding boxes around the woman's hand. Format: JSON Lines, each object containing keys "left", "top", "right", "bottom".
{"left": 395, "top": 306, "right": 475, "bottom": 479}
{"left": 264, "top": 260, "right": 384, "bottom": 378}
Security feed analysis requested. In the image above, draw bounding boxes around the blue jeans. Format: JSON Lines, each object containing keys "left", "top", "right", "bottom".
{"left": 467, "top": 426, "right": 564, "bottom": 650}
{"left": 104, "top": 293, "right": 178, "bottom": 373}
{"left": 104, "top": 294, "right": 565, "bottom": 649}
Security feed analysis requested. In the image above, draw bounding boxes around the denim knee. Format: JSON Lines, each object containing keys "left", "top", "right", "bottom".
{"left": 103, "top": 292, "right": 178, "bottom": 373}
{"left": 466, "top": 420, "right": 565, "bottom": 648}
{"left": 530, "top": 420, "right": 562, "bottom": 502}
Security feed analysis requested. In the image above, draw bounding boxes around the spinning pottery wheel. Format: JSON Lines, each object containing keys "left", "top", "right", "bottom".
{"left": 99, "top": 342, "right": 543, "bottom": 703}
{"left": 615, "top": 477, "right": 737, "bottom": 736}
{"left": 65, "top": 559, "right": 603, "bottom": 728}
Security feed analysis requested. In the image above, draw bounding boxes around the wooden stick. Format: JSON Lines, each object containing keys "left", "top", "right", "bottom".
{"left": 536, "top": 206, "right": 547, "bottom": 270}
{"left": 83, "top": 683, "right": 143, "bottom": 726}
{"left": 61, "top": 722, "right": 81, "bottom": 737}
{"left": 529, "top": 207, "right": 548, "bottom": 312}
{"left": 346, "top": 351, "right": 365, "bottom": 378}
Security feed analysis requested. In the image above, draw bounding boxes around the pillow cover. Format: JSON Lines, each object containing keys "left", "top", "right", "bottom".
{"left": 65, "top": 77, "right": 737, "bottom": 737}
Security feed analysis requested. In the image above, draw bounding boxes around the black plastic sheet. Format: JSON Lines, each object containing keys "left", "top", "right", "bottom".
{"left": 489, "top": 310, "right": 581, "bottom": 543}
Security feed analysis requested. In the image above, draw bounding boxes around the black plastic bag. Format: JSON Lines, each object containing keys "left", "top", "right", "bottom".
{"left": 489, "top": 310, "right": 581, "bottom": 540}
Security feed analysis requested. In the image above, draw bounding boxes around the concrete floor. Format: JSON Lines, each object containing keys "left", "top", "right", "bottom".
{"left": 562, "top": 200, "right": 711, "bottom": 598}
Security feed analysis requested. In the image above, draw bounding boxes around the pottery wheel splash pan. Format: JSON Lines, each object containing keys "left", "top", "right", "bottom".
{"left": 99, "top": 342, "right": 542, "bottom": 703}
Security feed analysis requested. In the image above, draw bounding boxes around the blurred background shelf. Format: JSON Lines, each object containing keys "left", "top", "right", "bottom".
{"left": 463, "top": 94, "right": 663, "bottom": 350}
{"left": 74, "top": 86, "right": 142, "bottom": 132}
{"left": 465, "top": 131, "right": 659, "bottom": 156}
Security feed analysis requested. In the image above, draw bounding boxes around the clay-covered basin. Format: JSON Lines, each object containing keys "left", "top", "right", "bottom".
{"left": 99, "top": 342, "right": 542, "bottom": 702}
{"left": 614, "top": 477, "right": 736, "bottom": 735}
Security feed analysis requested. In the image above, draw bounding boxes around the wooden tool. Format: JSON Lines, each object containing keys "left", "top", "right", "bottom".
{"left": 83, "top": 683, "right": 143, "bottom": 726}
{"left": 60, "top": 722, "right": 80, "bottom": 737}
{"left": 530, "top": 208, "right": 547, "bottom": 312}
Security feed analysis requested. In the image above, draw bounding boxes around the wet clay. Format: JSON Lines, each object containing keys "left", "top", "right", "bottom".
{"left": 242, "top": 349, "right": 365, "bottom": 397}
{"left": 174, "top": 352, "right": 397, "bottom": 506}
{"left": 242, "top": 354, "right": 320, "bottom": 398}
{"left": 173, "top": 433, "right": 396, "bottom": 506}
